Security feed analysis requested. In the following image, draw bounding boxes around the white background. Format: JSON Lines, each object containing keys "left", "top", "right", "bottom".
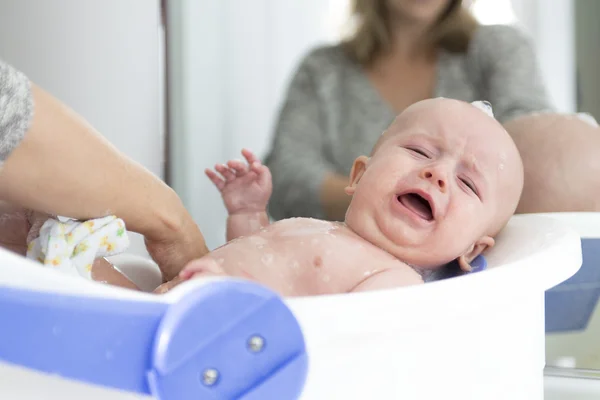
{"left": 0, "top": 0, "right": 165, "bottom": 179}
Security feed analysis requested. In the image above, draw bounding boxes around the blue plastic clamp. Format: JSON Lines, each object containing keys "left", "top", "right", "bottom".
{"left": 0, "top": 279, "right": 308, "bottom": 400}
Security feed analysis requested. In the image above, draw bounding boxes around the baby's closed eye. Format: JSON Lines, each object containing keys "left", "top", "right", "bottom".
{"left": 405, "top": 146, "right": 432, "bottom": 159}
{"left": 458, "top": 176, "right": 479, "bottom": 197}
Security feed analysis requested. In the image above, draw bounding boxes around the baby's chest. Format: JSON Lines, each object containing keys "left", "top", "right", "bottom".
{"left": 218, "top": 228, "right": 395, "bottom": 293}
{"left": 270, "top": 237, "right": 394, "bottom": 292}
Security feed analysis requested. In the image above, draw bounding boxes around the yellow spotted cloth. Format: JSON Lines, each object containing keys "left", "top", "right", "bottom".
{"left": 26, "top": 215, "right": 130, "bottom": 279}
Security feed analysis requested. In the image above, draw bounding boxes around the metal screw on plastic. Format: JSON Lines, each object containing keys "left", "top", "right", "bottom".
{"left": 202, "top": 368, "right": 219, "bottom": 386}
{"left": 248, "top": 335, "right": 265, "bottom": 353}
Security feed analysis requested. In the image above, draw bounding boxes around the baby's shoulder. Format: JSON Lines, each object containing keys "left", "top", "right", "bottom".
{"left": 268, "top": 217, "right": 343, "bottom": 233}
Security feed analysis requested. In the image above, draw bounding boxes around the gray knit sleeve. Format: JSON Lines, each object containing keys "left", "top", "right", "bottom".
{"left": 264, "top": 51, "right": 335, "bottom": 220}
{"left": 0, "top": 60, "right": 33, "bottom": 163}
{"left": 469, "top": 25, "right": 554, "bottom": 123}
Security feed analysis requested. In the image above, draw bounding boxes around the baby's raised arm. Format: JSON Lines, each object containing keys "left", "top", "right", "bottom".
{"left": 206, "top": 149, "right": 273, "bottom": 241}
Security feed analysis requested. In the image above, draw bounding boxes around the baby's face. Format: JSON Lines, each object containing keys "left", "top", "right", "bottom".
{"left": 345, "top": 99, "right": 523, "bottom": 269}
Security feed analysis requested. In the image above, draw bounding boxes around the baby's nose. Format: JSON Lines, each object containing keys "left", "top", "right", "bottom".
{"left": 421, "top": 168, "right": 447, "bottom": 192}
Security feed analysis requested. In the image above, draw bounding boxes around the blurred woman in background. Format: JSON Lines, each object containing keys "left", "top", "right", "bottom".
{"left": 265, "top": 0, "right": 551, "bottom": 221}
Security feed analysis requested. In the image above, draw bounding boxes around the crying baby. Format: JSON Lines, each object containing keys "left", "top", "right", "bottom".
{"left": 152, "top": 98, "right": 524, "bottom": 296}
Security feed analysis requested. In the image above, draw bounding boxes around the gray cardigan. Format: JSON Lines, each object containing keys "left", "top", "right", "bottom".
{"left": 265, "top": 24, "right": 553, "bottom": 220}
{"left": 0, "top": 60, "right": 32, "bottom": 163}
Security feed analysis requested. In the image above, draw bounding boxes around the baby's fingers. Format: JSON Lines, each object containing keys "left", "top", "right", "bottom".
{"left": 241, "top": 148, "right": 260, "bottom": 165}
{"left": 214, "top": 164, "right": 236, "bottom": 182}
{"left": 227, "top": 159, "right": 249, "bottom": 176}
{"left": 205, "top": 168, "right": 226, "bottom": 190}
{"left": 250, "top": 161, "right": 272, "bottom": 186}
{"left": 153, "top": 276, "right": 184, "bottom": 294}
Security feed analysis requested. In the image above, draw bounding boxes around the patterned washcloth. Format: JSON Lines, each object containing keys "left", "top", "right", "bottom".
{"left": 26, "top": 215, "right": 130, "bottom": 279}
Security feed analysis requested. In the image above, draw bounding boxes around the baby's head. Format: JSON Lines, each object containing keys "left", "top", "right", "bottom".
{"left": 344, "top": 98, "right": 523, "bottom": 271}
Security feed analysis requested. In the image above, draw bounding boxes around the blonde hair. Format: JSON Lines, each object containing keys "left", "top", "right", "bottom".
{"left": 343, "top": 0, "right": 478, "bottom": 65}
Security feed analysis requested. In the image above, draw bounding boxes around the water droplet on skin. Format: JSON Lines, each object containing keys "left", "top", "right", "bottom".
{"left": 311, "top": 238, "right": 319, "bottom": 245}
{"left": 261, "top": 254, "right": 273, "bottom": 265}
{"left": 290, "top": 261, "right": 300, "bottom": 269}
{"left": 278, "top": 223, "right": 336, "bottom": 237}
{"left": 249, "top": 236, "right": 267, "bottom": 245}
{"left": 248, "top": 216, "right": 261, "bottom": 231}
{"left": 498, "top": 163, "right": 505, "bottom": 170}
{"left": 322, "top": 274, "right": 331, "bottom": 283}
{"left": 363, "top": 271, "right": 372, "bottom": 277}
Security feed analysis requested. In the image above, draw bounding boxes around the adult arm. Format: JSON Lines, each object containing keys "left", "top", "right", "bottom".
{"left": 0, "top": 60, "right": 31, "bottom": 162}
{"left": 471, "top": 25, "right": 554, "bottom": 123}
{"left": 0, "top": 61, "right": 207, "bottom": 280}
{"left": 265, "top": 50, "right": 349, "bottom": 221}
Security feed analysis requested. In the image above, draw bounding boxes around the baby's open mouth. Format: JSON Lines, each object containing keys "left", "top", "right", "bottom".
{"left": 397, "top": 193, "right": 433, "bottom": 221}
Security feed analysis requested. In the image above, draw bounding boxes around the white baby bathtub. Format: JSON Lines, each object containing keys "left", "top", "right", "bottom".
{"left": 0, "top": 214, "right": 582, "bottom": 400}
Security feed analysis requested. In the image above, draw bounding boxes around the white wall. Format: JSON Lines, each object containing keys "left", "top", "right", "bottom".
{"left": 0, "top": 0, "right": 165, "bottom": 178}
{"left": 0, "top": 0, "right": 165, "bottom": 256}
{"left": 511, "top": 0, "right": 576, "bottom": 113}
{"left": 167, "top": 0, "right": 337, "bottom": 249}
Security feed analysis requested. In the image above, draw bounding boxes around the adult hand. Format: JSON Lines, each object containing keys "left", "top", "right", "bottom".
{"left": 144, "top": 213, "right": 209, "bottom": 282}
{"left": 0, "top": 201, "right": 207, "bottom": 284}
{"left": 0, "top": 84, "right": 210, "bottom": 281}
{"left": 0, "top": 203, "right": 48, "bottom": 256}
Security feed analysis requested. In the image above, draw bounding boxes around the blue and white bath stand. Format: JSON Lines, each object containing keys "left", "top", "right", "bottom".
{"left": 0, "top": 279, "right": 308, "bottom": 400}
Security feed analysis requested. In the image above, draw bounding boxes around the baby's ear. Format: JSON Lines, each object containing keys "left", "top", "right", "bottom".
{"left": 458, "top": 236, "right": 495, "bottom": 272}
{"left": 345, "top": 156, "right": 369, "bottom": 195}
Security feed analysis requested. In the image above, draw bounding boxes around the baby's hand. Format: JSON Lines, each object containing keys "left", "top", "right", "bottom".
{"left": 153, "top": 275, "right": 184, "bottom": 294}
{"left": 205, "top": 149, "right": 272, "bottom": 215}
